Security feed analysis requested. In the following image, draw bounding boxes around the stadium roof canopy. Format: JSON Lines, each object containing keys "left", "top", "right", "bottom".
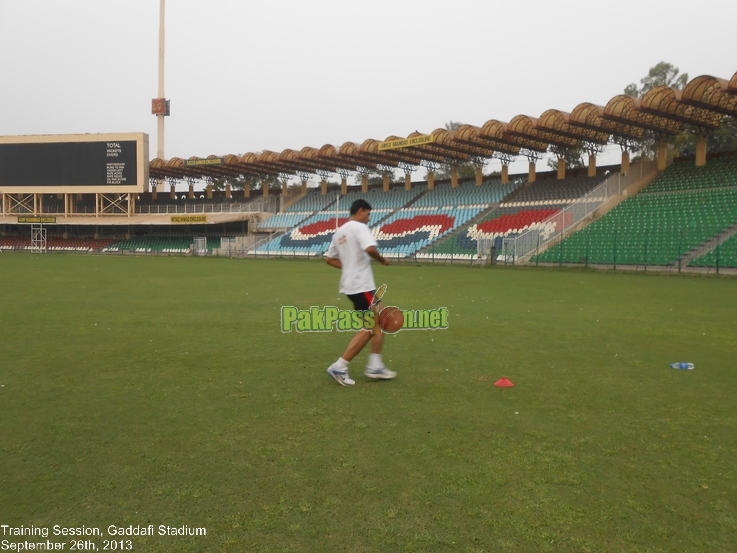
{"left": 150, "top": 70, "right": 737, "bottom": 183}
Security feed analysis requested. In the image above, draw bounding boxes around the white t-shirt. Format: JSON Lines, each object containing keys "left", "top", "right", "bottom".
{"left": 326, "top": 219, "right": 378, "bottom": 294}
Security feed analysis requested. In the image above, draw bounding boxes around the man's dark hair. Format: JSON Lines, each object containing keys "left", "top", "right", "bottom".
{"left": 350, "top": 199, "right": 372, "bottom": 215}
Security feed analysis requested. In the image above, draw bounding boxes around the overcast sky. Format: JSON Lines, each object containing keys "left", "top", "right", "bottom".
{"left": 1, "top": 0, "right": 736, "bottom": 185}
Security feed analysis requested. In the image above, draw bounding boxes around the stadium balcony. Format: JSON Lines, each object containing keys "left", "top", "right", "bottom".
{"left": 533, "top": 154, "right": 737, "bottom": 267}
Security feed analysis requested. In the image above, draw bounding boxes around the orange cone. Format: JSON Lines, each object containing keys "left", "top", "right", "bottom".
{"left": 494, "top": 378, "right": 514, "bottom": 387}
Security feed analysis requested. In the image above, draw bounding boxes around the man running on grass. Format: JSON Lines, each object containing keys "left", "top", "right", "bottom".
{"left": 324, "top": 199, "right": 396, "bottom": 386}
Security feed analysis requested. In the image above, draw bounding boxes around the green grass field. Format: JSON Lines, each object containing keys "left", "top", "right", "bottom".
{"left": 1, "top": 254, "right": 736, "bottom": 552}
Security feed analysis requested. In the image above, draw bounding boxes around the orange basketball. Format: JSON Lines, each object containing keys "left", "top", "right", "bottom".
{"left": 379, "top": 306, "right": 404, "bottom": 334}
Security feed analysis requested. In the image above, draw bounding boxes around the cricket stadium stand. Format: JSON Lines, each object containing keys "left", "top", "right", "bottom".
{"left": 254, "top": 177, "right": 524, "bottom": 257}
{"left": 2, "top": 70, "right": 737, "bottom": 269}
{"left": 422, "top": 171, "right": 610, "bottom": 260}
{"left": 533, "top": 153, "right": 737, "bottom": 267}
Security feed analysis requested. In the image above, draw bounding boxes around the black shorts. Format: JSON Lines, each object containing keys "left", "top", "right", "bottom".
{"left": 346, "top": 290, "right": 375, "bottom": 311}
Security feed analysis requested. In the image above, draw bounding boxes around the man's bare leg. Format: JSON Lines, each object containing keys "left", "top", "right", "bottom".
{"left": 341, "top": 329, "right": 374, "bottom": 362}
{"left": 328, "top": 307, "right": 394, "bottom": 384}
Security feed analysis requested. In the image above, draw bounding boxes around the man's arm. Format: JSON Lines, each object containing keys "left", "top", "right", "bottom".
{"left": 366, "top": 246, "right": 390, "bottom": 266}
{"left": 326, "top": 257, "right": 342, "bottom": 269}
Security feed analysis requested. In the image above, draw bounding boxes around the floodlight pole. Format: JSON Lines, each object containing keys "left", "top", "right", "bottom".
{"left": 157, "top": 0, "right": 166, "bottom": 160}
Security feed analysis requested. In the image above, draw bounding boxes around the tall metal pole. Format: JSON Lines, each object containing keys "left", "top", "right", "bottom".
{"left": 157, "top": 0, "right": 166, "bottom": 161}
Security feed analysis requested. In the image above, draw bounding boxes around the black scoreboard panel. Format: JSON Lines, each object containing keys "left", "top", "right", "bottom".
{"left": 0, "top": 140, "right": 138, "bottom": 187}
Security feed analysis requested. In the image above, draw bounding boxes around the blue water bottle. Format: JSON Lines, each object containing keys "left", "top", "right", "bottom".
{"left": 670, "top": 362, "right": 694, "bottom": 370}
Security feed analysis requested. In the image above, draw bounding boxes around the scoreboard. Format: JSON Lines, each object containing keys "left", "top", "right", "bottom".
{"left": 0, "top": 133, "right": 148, "bottom": 193}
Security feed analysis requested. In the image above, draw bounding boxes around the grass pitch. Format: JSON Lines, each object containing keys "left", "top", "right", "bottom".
{"left": 1, "top": 254, "right": 736, "bottom": 552}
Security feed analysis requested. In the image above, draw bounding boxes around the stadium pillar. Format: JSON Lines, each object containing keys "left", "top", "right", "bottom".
{"left": 557, "top": 158, "right": 566, "bottom": 180}
{"left": 361, "top": 174, "right": 368, "bottom": 193}
{"left": 427, "top": 171, "right": 435, "bottom": 190}
{"left": 281, "top": 181, "right": 288, "bottom": 195}
{"left": 341, "top": 177, "right": 347, "bottom": 195}
{"left": 588, "top": 154, "right": 597, "bottom": 177}
{"left": 226, "top": 183, "right": 232, "bottom": 199}
{"left": 475, "top": 166, "right": 483, "bottom": 187}
{"left": 188, "top": 184, "right": 194, "bottom": 200}
{"left": 528, "top": 162, "right": 536, "bottom": 183}
{"left": 696, "top": 136, "right": 707, "bottom": 167}
{"left": 301, "top": 179, "right": 307, "bottom": 194}
{"left": 405, "top": 173, "right": 411, "bottom": 191}
{"left": 206, "top": 185, "right": 213, "bottom": 199}
{"left": 451, "top": 166, "right": 458, "bottom": 188}
{"left": 621, "top": 151, "right": 630, "bottom": 174}
{"left": 501, "top": 165, "right": 509, "bottom": 185}
{"left": 170, "top": 183, "right": 176, "bottom": 200}
{"left": 128, "top": 193, "right": 135, "bottom": 217}
{"left": 321, "top": 179, "right": 327, "bottom": 195}
{"left": 656, "top": 142, "right": 668, "bottom": 171}
{"left": 263, "top": 180, "right": 270, "bottom": 197}
{"left": 383, "top": 174, "right": 389, "bottom": 192}
{"left": 244, "top": 180, "right": 250, "bottom": 198}
{"left": 152, "top": 186, "right": 158, "bottom": 200}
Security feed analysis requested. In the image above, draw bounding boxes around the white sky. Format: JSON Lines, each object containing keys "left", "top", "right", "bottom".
{"left": 1, "top": 0, "right": 736, "bottom": 187}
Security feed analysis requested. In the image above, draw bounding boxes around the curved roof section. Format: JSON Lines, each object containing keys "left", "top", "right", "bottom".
{"left": 390, "top": 129, "right": 495, "bottom": 163}
{"left": 148, "top": 70, "right": 737, "bottom": 181}
{"left": 569, "top": 102, "right": 644, "bottom": 141}
{"left": 537, "top": 109, "right": 609, "bottom": 145}
{"left": 640, "top": 86, "right": 722, "bottom": 129}
{"left": 378, "top": 134, "right": 440, "bottom": 166}
{"left": 604, "top": 95, "right": 682, "bottom": 136}
{"left": 507, "top": 115, "right": 559, "bottom": 151}
{"left": 453, "top": 124, "right": 519, "bottom": 157}
{"left": 681, "top": 75, "right": 737, "bottom": 118}
{"left": 477, "top": 120, "right": 524, "bottom": 155}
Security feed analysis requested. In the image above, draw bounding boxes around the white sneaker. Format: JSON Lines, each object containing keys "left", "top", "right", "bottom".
{"left": 327, "top": 364, "right": 355, "bottom": 386}
{"left": 364, "top": 366, "right": 397, "bottom": 380}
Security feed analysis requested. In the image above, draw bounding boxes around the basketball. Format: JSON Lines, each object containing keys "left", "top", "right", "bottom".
{"left": 379, "top": 306, "right": 404, "bottom": 333}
